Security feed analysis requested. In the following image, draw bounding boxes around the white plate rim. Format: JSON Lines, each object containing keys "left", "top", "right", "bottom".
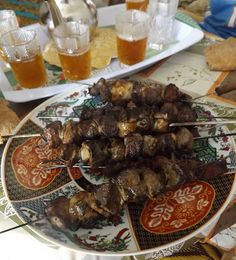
{"left": 1, "top": 86, "right": 236, "bottom": 257}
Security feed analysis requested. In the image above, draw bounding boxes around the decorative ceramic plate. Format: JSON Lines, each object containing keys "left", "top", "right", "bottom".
{"left": 1, "top": 85, "right": 236, "bottom": 257}
{"left": 0, "top": 4, "right": 204, "bottom": 103}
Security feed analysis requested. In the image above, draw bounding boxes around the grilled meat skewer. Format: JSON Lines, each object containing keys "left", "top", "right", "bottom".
{"left": 57, "top": 127, "right": 193, "bottom": 166}
{"left": 79, "top": 101, "right": 196, "bottom": 123}
{"left": 43, "top": 102, "right": 196, "bottom": 148}
{"left": 45, "top": 156, "right": 227, "bottom": 231}
{"left": 89, "top": 78, "right": 192, "bottom": 105}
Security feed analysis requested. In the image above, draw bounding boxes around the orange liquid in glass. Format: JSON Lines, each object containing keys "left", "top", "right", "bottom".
{"left": 117, "top": 36, "right": 147, "bottom": 65}
{"left": 126, "top": 0, "right": 148, "bottom": 11}
{"left": 9, "top": 52, "right": 47, "bottom": 89}
{"left": 58, "top": 49, "right": 91, "bottom": 80}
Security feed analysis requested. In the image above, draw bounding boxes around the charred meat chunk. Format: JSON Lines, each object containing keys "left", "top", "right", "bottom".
{"left": 80, "top": 139, "right": 110, "bottom": 166}
{"left": 124, "top": 134, "right": 143, "bottom": 158}
{"left": 116, "top": 168, "right": 147, "bottom": 202}
{"left": 132, "top": 81, "right": 164, "bottom": 105}
{"left": 93, "top": 182, "right": 123, "bottom": 215}
{"left": 164, "top": 83, "right": 180, "bottom": 102}
{"left": 59, "top": 144, "right": 80, "bottom": 166}
{"left": 42, "top": 121, "right": 63, "bottom": 148}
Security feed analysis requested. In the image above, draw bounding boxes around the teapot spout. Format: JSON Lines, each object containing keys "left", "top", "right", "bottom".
{"left": 39, "top": 0, "right": 98, "bottom": 39}
{"left": 47, "top": 0, "right": 66, "bottom": 27}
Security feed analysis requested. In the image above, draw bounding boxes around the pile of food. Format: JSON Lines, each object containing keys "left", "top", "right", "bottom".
{"left": 0, "top": 100, "right": 19, "bottom": 145}
{"left": 204, "top": 37, "right": 236, "bottom": 71}
{"left": 179, "top": 0, "right": 209, "bottom": 22}
{"left": 42, "top": 78, "right": 228, "bottom": 231}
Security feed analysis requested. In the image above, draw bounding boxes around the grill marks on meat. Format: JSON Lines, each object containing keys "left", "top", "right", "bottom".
{"left": 43, "top": 121, "right": 63, "bottom": 148}
{"left": 116, "top": 167, "right": 164, "bottom": 202}
{"left": 42, "top": 102, "right": 196, "bottom": 148}
{"left": 43, "top": 79, "right": 229, "bottom": 232}
{"left": 44, "top": 195, "right": 100, "bottom": 231}
{"left": 89, "top": 78, "right": 192, "bottom": 105}
{"left": 45, "top": 157, "right": 227, "bottom": 230}
{"left": 93, "top": 183, "right": 122, "bottom": 216}
{"left": 58, "top": 127, "right": 193, "bottom": 167}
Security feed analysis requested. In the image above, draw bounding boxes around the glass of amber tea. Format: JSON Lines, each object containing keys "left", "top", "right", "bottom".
{"left": 0, "top": 10, "right": 19, "bottom": 62}
{"left": 53, "top": 21, "right": 91, "bottom": 81}
{"left": 126, "top": 0, "right": 149, "bottom": 12}
{"left": 0, "top": 28, "right": 48, "bottom": 89}
{"left": 115, "top": 10, "right": 150, "bottom": 66}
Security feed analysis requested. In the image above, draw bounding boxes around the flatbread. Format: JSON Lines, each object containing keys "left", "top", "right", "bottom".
{"left": 0, "top": 100, "right": 20, "bottom": 144}
{"left": 90, "top": 27, "right": 117, "bottom": 69}
{"left": 43, "top": 27, "right": 117, "bottom": 69}
{"left": 186, "top": 0, "right": 209, "bottom": 15}
{"left": 43, "top": 40, "right": 61, "bottom": 68}
{"left": 204, "top": 37, "right": 236, "bottom": 71}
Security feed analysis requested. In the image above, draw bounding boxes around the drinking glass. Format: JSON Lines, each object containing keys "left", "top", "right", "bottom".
{"left": 148, "top": 0, "right": 179, "bottom": 50}
{"left": 115, "top": 10, "right": 150, "bottom": 66}
{"left": 53, "top": 20, "right": 91, "bottom": 81}
{"left": 126, "top": 0, "right": 149, "bottom": 12}
{"left": 0, "top": 10, "right": 19, "bottom": 62}
{"left": 0, "top": 28, "right": 48, "bottom": 89}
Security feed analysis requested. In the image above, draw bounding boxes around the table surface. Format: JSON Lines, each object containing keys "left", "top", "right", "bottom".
{"left": 1, "top": 6, "right": 236, "bottom": 260}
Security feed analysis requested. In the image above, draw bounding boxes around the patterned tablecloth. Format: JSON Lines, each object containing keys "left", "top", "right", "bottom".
{"left": 0, "top": 10, "right": 236, "bottom": 260}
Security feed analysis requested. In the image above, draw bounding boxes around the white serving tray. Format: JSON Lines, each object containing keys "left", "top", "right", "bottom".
{"left": 0, "top": 4, "right": 204, "bottom": 103}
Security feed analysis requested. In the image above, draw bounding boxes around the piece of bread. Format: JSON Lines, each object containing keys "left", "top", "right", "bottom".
{"left": 43, "top": 28, "right": 117, "bottom": 70}
{"left": 204, "top": 37, "right": 236, "bottom": 71}
{"left": 0, "top": 100, "right": 20, "bottom": 144}
{"left": 186, "top": 0, "right": 209, "bottom": 15}
{"left": 179, "top": 8, "right": 204, "bottom": 22}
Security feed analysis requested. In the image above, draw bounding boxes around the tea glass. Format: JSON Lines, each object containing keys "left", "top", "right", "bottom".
{"left": 148, "top": 0, "right": 179, "bottom": 50}
{"left": 0, "top": 10, "right": 19, "bottom": 62}
{"left": 0, "top": 28, "right": 48, "bottom": 89}
{"left": 115, "top": 10, "right": 150, "bottom": 66}
{"left": 126, "top": 0, "right": 149, "bottom": 12}
{"left": 52, "top": 21, "right": 91, "bottom": 81}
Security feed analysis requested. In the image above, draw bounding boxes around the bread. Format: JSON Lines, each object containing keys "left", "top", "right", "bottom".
{"left": 204, "top": 37, "right": 236, "bottom": 71}
{"left": 0, "top": 100, "right": 20, "bottom": 144}
{"left": 186, "top": 0, "right": 209, "bottom": 15}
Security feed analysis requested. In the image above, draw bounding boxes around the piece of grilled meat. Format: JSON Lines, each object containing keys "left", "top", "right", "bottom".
{"left": 57, "top": 127, "right": 194, "bottom": 167}
{"left": 45, "top": 156, "right": 227, "bottom": 231}
{"left": 89, "top": 78, "right": 192, "bottom": 105}
{"left": 41, "top": 102, "right": 197, "bottom": 148}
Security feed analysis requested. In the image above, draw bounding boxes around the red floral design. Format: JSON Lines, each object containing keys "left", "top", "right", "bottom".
{"left": 11, "top": 137, "right": 62, "bottom": 190}
{"left": 140, "top": 181, "right": 215, "bottom": 234}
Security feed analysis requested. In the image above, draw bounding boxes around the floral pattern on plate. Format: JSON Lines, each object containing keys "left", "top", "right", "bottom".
{"left": 1, "top": 86, "right": 236, "bottom": 255}
{"left": 11, "top": 137, "right": 62, "bottom": 190}
{"left": 141, "top": 181, "right": 215, "bottom": 234}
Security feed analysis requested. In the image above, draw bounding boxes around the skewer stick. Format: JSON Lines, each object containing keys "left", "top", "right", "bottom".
{"left": 194, "top": 132, "right": 236, "bottom": 140}
{"left": 37, "top": 115, "right": 78, "bottom": 119}
{"left": 3, "top": 128, "right": 236, "bottom": 142}
{"left": 169, "top": 120, "right": 236, "bottom": 127}
{"left": 2, "top": 133, "right": 41, "bottom": 140}
{"left": 1, "top": 169, "right": 235, "bottom": 235}
{"left": 35, "top": 115, "right": 236, "bottom": 120}
{"left": 0, "top": 217, "right": 44, "bottom": 234}
{"left": 42, "top": 164, "right": 105, "bottom": 170}
{"left": 192, "top": 84, "right": 236, "bottom": 100}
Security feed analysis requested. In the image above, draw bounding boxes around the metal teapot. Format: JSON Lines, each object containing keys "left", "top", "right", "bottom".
{"left": 39, "top": 0, "right": 98, "bottom": 39}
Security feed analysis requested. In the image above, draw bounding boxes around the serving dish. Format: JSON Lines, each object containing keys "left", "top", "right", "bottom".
{"left": 0, "top": 4, "right": 204, "bottom": 103}
{"left": 1, "top": 84, "right": 236, "bottom": 256}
